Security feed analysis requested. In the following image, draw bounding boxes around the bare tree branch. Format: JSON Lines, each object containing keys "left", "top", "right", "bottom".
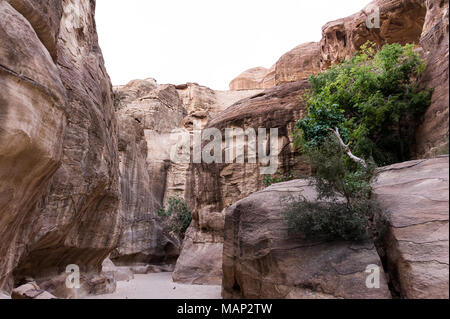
{"left": 329, "top": 128, "right": 367, "bottom": 169}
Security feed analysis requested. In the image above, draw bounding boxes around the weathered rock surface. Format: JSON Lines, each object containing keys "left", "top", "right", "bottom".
{"left": 373, "top": 156, "right": 449, "bottom": 299}
{"left": 112, "top": 79, "right": 184, "bottom": 265}
{"left": 173, "top": 207, "right": 225, "bottom": 285}
{"left": 319, "top": 0, "right": 427, "bottom": 69}
{"left": 12, "top": 282, "right": 57, "bottom": 299}
{"left": 5, "top": 0, "right": 63, "bottom": 61}
{"left": 223, "top": 180, "right": 391, "bottom": 299}
{"left": 229, "top": 67, "right": 273, "bottom": 91}
{"left": 275, "top": 42, "right": 321, "bottom": 85}
{"left": 416, "top": 0, "right": 449, "bottom": 158}
{"left": 0, "top": 0, "right": 66, "bottom": 289}
{"left": 113, "top": 80, "right": 259, "bottom": 267}
{"left": 101, "top": 258, "right": 134, "bottom": 282}
{"left": 1, "top": 0, "right": 122, "bottom": 296}
{"left": 189, "top": 80, "right": 312, "bottom": 213}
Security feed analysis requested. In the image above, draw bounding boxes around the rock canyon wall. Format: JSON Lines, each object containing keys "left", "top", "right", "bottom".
{"left": 0, "top": 0, "right": 122, "bottom": 297}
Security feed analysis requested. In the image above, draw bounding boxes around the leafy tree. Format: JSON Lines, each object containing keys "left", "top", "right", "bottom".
{"left": 295, "top": 42, "right": 432, "bottom": 166}
{"left": 285, "top": 42, "right": 431, "bottom": 241}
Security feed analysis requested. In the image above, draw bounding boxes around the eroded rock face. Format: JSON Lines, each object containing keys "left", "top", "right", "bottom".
{"left": 172, "top": 207, "right": 225, "bottom": 285}
{"left": 275, "top": 42, "right": 321, "bottom": 85}
{"left": 112, "top": 80, "right": 184, "bottom": 265}
{"left": 189, "top": 81, "right": 312, "bottom": 213}
{"left": 0, "top": 0, "right": 67, "bottom": 289}
{"left": 5, "top": 0, "right": 63, "bottom": 61}
{"left": 229, "top": 67, "right": 273, "bottom": 91}
{"left": 222, "top": 180, "right": 391, "bottom": 299}
{"left": 0, "top": 0, "right": 122, "bottom": 296}
{"left": 416, "top": 0, "right": 449, "bottom": 158}
{"left": 319, "top": 0, "right": 427, "bottom": 69}
{"left": 373, "top": 156, "right": 449, "bottom": 299}
{"left": 172, "top": 82, "right": 312, "bottom": 285}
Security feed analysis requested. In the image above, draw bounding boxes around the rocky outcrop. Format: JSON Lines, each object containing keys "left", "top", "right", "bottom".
{"left": 172, "top": 208, "right": 225, "bottom": 285}
{"left": 189, "top": 80, "right": 311, "bottom": 212}
{"left": 319, "top": 0, "right": 427, "bottom": 68}
{"left": 112, "top": 79, "right": 184, "bottom": 266}
{"left": 11, "top": 282, "right": 57, "bottom": 299}
{"left": 373, "top": 156, "right": 449, "bottom": 299}
{"left": 229, "top": 67, "right": 273, "bottom": 91}
{"left": 0, "top": 0, "right": 122, "bottom": 297}
{"left": 275, "top": 42, "right": 321, "bottom": 85}
{"left": 416, "top": 0, "right": 449, "bottom": 158}
{"left": 223, "top": 180, "right": 392, "bottom": 299}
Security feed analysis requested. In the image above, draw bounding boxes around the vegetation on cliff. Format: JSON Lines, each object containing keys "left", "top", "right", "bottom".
{"left": 285, "top": 42, "right": 432, "bottom": 241}
{"left": 158, "top": 196, "right": 192, "bottom": 240}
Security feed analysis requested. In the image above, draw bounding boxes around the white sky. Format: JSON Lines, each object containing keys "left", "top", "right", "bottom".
{"left": 96, "top": 0, "right": 369, "bottom": 90}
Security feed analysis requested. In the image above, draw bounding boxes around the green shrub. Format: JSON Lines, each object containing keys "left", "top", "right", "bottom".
{"left": 158, "top": 196, "right": 192, "bottom": 240}
{"left": 284, "top": 136, "right": 382, "bottom": 241}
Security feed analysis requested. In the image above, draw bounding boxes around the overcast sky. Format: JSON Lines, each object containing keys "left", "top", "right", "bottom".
{"left": 96, "top": 0, "right": 369, "bottom": 90}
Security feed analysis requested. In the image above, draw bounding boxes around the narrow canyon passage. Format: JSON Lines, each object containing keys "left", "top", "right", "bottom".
{"left": 0, "top": 0, "right": 448, "bottom": 301}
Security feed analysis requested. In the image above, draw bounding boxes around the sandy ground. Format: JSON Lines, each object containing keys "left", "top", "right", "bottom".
{"left": 87, "top": 272, "right": 222, "bottom": 299}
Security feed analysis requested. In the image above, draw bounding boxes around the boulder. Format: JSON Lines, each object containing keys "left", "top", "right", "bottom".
{"left": 173, "top": 208, "right": 225, "bottom": 285}
{"left": 101, "top": 258, "right": 134, "bottom": 282}
{"left": 229, "top": 67, "right": 272, "bottom": 91}
{"left": 12, "top": 282, "right": 57, "bottom": 300}
{"left": 275, "top": 42, "right": 321, "bottom": 85}
{"left": 373, "top": 156, "right": 449, "bottom": 299}
{"left": 223, "top": 180, "right": 392, "bottom": 299}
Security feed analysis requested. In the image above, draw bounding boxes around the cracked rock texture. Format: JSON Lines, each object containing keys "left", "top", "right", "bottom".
{"left": 416, "top": 0, "right": 449, "bottom": 158}
{"left": 222, "top": 180, "right": 391, "bottom": 299}
{"left": 112, "top": 79, "right": 184, "bottom": 266}
{"left": 0, "top": 0, "right": 121, "bottom": 296}
{"left": 373, "top": 156, "right": 449, "bottom": 299}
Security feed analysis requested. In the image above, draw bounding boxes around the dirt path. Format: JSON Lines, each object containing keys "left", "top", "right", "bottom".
{"left": 87, "top": 272, "right": 222, "bottom": 299}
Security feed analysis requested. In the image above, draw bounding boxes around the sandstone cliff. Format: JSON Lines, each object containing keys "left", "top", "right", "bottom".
{"left": 112, "top": 79, "right": 184, "bottom": 267}
{"left": 113, "top": 80, "right": 262, "bottom": 274}
{"left": 416, "top": 0, "right": 449, "bottom": 158}
{"left": 0, "top": 0, "right": 121, "bottom": 297}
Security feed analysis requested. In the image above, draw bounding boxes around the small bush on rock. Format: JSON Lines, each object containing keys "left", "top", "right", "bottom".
{"left": 158, "top": 196, "right": 192, "bottom": 240}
